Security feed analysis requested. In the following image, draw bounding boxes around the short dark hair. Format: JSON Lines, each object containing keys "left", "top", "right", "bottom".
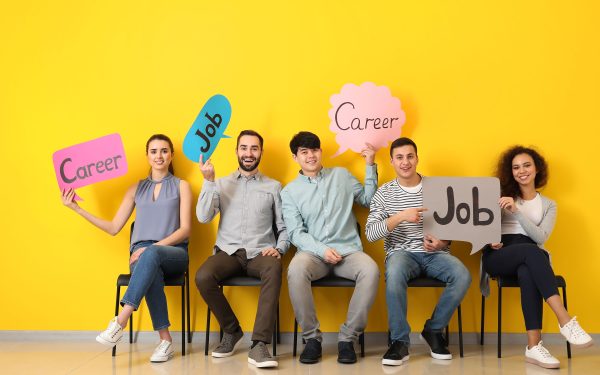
{"left": 236, "top": 130, "right": 264, "bottom": 148}
{"left": 289, "top": 131, "right": 321, "bottom": 154}
{"left": 496, "top": 145, "right": 549, "bottom": 198}
{"left": 389, "top": 137, "right": 418, "bottom": 158}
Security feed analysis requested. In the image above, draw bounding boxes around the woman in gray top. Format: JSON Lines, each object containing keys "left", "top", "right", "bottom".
{"left": 62, "top": 134, "right": 192, "bottom": 363}
{"left": 482, "top": 146, "right": 592, "bottom": 369}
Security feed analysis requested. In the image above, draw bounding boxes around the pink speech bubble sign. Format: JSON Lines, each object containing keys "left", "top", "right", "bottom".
{"left": 52, "top": 133, "right": 128, "bottom": 200}
{"left": 328, "top": 82, "right": 406, "bottom": 156}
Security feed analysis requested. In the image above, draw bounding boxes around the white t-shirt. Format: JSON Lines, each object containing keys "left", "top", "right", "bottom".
{"left": 501, "top": 193, "right": 543, "bottom": 236}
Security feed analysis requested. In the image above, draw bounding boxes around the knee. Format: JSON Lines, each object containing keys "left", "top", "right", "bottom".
{"left": 261, "top": 257, "right": 282, "bottom": 281}
{"left": 360, "top": 258, "right": 380, "bottom": 285}
{"left": 287, "top": 258, "right": 310, "bottom": 286}
{"left": 195, "top": 264, "right": 216, "bottom": 292}
{"left": 452, "top": 267, "right": 472, "bottom": 292}
{"left": 139, "top": 245, "right": 159, "bottom": 261}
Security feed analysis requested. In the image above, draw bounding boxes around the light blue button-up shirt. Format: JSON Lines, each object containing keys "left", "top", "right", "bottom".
{"left": 281, "top": 166, "right": 378, "bottom": 259}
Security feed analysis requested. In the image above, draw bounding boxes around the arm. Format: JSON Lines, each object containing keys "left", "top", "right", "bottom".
{"left": 514, "top": 199, "right": 557, "bottom": 245}
{"left": 281, "top": 189, "right": 328, "bottom": 258}
{"left": 351, "top": 165, "right": 378, "bottom": 207}
{"left": 61, "top": 184, "right": 137, "bottom": 236}
{"left": 365, "top": 189, "right": 390, "bottom": 242}
{"left": 195, "top": 154, "right": 220, "bottom": 223}
{"left": 273, "top": 183, "right": 290, "bottom": 254}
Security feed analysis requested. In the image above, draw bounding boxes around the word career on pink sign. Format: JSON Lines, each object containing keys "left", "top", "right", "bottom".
{"left": 52, "top": 133, "right": 128, "bottom": 200}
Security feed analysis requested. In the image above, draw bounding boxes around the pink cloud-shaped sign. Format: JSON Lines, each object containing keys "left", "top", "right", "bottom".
{"left": 328, "top": 82, "right": 406, "bottom": 156}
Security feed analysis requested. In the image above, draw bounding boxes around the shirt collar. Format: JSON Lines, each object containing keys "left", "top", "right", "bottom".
{"left": 233, "top": 169, "right": 261, "bottom": 181}
{"left": 298, "top": 167, "right": 326, "bottom": 183}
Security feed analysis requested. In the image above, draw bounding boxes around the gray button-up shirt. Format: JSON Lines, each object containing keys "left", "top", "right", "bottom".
{"left": 196, "top": 170, "right": 289, "bottom": 259}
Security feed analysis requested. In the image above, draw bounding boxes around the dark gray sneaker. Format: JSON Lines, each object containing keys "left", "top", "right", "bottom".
{"left": 211, "top": 329, "right": 243, "bottom": 358}
{"left": 382, "top": 340, "right": 409, "bottom": 366}
{"left": 248, "top": 342, "right": 278, "bottom": 368}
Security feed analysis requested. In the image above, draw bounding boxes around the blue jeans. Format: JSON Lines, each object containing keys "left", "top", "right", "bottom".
{"left": 121, "top": 241, "right": 189, "bottom": 330}
{"left": 385, "top": 251, "right": 471, "bottom": 345}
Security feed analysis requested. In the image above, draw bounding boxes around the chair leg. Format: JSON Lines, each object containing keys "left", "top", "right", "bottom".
{"left": 498, "top": 285, "right": 502, "bottom": 358}
{"left": 458, "top": 304, "right": 463, "bottom": 358}
{"left": 359, "top": 333, "right": 365, "bottom": 357}
{"left": 129, "top": 315, "right": 133, "bottom": 343}
{"left": 112, "top": 285, "right": 121, "bottom": 357}
{"left": 205, "top": 308, "right": 211, "bottom": 356}
{"left": 480, "top": 294, "right": 485, "bottom": 345}
{"left": 445, "top": 326, "right": 449, "bottom": 342}
{"left": 181, "top": 284, "right": 186, "bottom": 356}
{"left": 277, "top": 304, "right": 281, "bottom": 344}
{"left": 562, "top": 284, "right": 571, "bottom": 359}
{"left": 293, "top": 319, "right": 298, "bottom": 357}
{"left": 187, "top": 271, "right": 192, "bottom": 344}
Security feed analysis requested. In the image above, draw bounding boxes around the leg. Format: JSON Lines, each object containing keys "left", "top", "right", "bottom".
{"left": 246, "top": 254, "right": 283, "bottom": 344}
{"left": 517, "top": 264, "right": 544, "bottom": 347}
{"left": 195, "top": 250, "right": 244, "bottom": 334}
{"left": 422, "top": 252, "right": 471, "bottom": 332}
{"left": 384, "top": 251, "right": 421, "bottom": 345}
{"left": 287, "top": 251, "right": 329, "bottom": 342}
{"left": 332, "top": 251, "right": 380, "bottom": 345}
{"left": 122, "top": 245, "right": 189, "bottom": 332}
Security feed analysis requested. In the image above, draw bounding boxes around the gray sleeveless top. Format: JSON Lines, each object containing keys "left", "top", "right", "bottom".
{"left": 130, "top": 173, "right": 186, "bottom": 248}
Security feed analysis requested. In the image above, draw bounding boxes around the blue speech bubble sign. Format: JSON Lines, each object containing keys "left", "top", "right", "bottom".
{"left": 183, "top": 94, "right": 232, "bottom": 162}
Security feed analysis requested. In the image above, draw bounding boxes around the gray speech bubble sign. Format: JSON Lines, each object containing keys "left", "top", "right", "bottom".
{"left": 423, "top": 177, "right": 501, "bottom": 254}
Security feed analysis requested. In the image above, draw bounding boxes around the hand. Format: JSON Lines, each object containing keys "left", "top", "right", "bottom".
{"left": 61, "top": 188, "right": 79, "bottom": 210}
{"left": 490, "top": 243, "right": 503, "bottom": 250}
{"left": 401, "top": 207, "right": 428, "bottom": 223}
{"left": 360, "top": 142, "right": 376, "bottom": 166}
{"left": 129, "top": 247, "right": 146, "bottom": 265}
{"left": 199, "top": 154, "right": 215, "bottom": 182}
{"left": 424, "top": 234, "right": 449, "bottom": 252}
{"left": 498, "top": 197, "right": 518, "bottom": 213}
{"left": 261, "top": 247, "right": 281, "bottom": 259}
{"left": 324, "top": 248, "right": 343, "bottom": 264}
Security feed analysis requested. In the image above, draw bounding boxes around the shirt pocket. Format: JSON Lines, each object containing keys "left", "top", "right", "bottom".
{"left": 250, "top": 192, "right": 273, "bottom": 216}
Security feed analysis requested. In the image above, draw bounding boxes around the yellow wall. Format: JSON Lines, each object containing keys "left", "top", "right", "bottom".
{"left": 2, "top": 1, "right": 599, "bottom": 334}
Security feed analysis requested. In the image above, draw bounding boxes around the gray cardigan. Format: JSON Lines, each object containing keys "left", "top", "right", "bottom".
{"left": 479, "top": 194, "right": 557, "bottom": 297}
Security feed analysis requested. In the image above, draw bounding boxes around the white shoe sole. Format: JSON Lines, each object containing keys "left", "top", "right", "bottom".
{"left": 248, "top": 358, "right": 278, "bottom": 368}
{"left": 151, "top": 352, "right": 174, "bottom": 363}
{"left": 96, "top": 335, "right": 122, "bottom": 347}
{"left": 566, "top": 339, "right": 594, "bottom": 348}
{"left": 211, "top": 338, "right": 242, "bottom": 358}
{"left": 419, "top": 334, "right": 452, "bottom": 360}
{"left": 526, "top": 357, "right": 560, "bottom": 369}
{"left": 382, "top": 355, "right": 409, "bottom": 366}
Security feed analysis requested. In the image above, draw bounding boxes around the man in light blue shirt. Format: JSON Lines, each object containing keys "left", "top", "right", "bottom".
{"left": 282, "top": 131, "right": 380, "bottom": 365}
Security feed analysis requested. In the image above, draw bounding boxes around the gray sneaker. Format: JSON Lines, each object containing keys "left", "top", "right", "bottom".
{"left": 248, "top": 342, "right": 278, "bottom": 368}
{"left": 211, "top": 329, "right": 243, "bottom": 358}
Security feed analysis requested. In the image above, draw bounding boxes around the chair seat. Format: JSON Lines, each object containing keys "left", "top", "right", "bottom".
{"left": 219, "top": 276, "right": 263, "bottom": 287}
{"left": 311, "top": 275, "right": 355, "bottom": 287}
{"left": 116, "top": 273, "right": 185, "bottom": 287}
{"left": 497, "top": 275, "right": 566, "bottom": 288}
{"left": 407, "top": 276, "right": 446, "bottom": 288}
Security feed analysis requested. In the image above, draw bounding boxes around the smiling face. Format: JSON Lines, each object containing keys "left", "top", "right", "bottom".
{"left": 293, "top": 147, "right": 323, "bottom": 177}
{"left": 512, "top": 152, "right": 537, "bottom": 188}
{"left": 146, "top": 139, "right": 173, "bottom": 172}
{"left": 236, "top": 135, "right": 262, "bottom": 172}
{"left": 391, "top": 144, "right": 419, "bottom": 183}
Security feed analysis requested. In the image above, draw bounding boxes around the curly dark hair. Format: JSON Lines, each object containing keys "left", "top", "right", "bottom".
{"left": 496, "top": 145, "right": 548, "bottom": 198}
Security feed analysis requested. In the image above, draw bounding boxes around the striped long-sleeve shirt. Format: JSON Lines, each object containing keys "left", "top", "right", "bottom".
{"left": 365, "top": 178, "right": 449, "bottom": 257}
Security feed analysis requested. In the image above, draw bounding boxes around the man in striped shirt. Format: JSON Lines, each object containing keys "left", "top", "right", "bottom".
{"left": 366, "top": 137, "right": 471, "bottom": 366}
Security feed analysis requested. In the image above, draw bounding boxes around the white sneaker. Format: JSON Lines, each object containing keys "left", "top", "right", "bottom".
{"left": 525, "top": 341, "right": 560, "bottom": 369}
{"left": 559, "top": 317, "right": 594, "bottom": 347}
{"left": 96, "top": 317, "right": 123, "bottom": 346}
{"left": 150, "top": 340, "right": 174, "bottom": 363}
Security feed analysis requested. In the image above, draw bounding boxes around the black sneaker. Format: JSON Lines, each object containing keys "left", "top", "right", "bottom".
{"left": 420, "top": 329, "right": 452, "bottom": 360}
{"left": 382, "top": 340, "right": 409, "bottom": 366}
{"left": 337, "top": 341, "right": 357, "bottom": 364}
{"left": 299, "top": 338, "right": 322, "bottom": 364}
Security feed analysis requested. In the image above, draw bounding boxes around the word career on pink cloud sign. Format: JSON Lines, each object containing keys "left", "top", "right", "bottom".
{"left": 329, "top": 82, "right": 406, "bottom": 156}
{"left": 52, "top": 133, "right": 128, "bottom": 200}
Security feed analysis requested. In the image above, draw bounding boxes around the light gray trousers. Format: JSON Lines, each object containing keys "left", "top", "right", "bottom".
{"left": 287, "top": 251, "right": 380, "bottom": 343}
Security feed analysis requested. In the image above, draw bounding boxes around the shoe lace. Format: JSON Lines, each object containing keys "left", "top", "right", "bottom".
{"left": 156, "top": 340, "right": 170, "bottom": 353}
{"left": 534, "top": 341, "right": 553, "bottom": 358}
{"left": 565, "top": 317, "right": 586, "bottom": 339}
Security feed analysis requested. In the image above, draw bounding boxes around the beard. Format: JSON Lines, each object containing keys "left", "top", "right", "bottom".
{"left": 238, "top": 155, "right": 261, "bottom": 172}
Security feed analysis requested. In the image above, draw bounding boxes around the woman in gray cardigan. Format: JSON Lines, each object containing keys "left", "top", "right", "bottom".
{"left": 482, "top": 145, "right": 592, "bottom": 369}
